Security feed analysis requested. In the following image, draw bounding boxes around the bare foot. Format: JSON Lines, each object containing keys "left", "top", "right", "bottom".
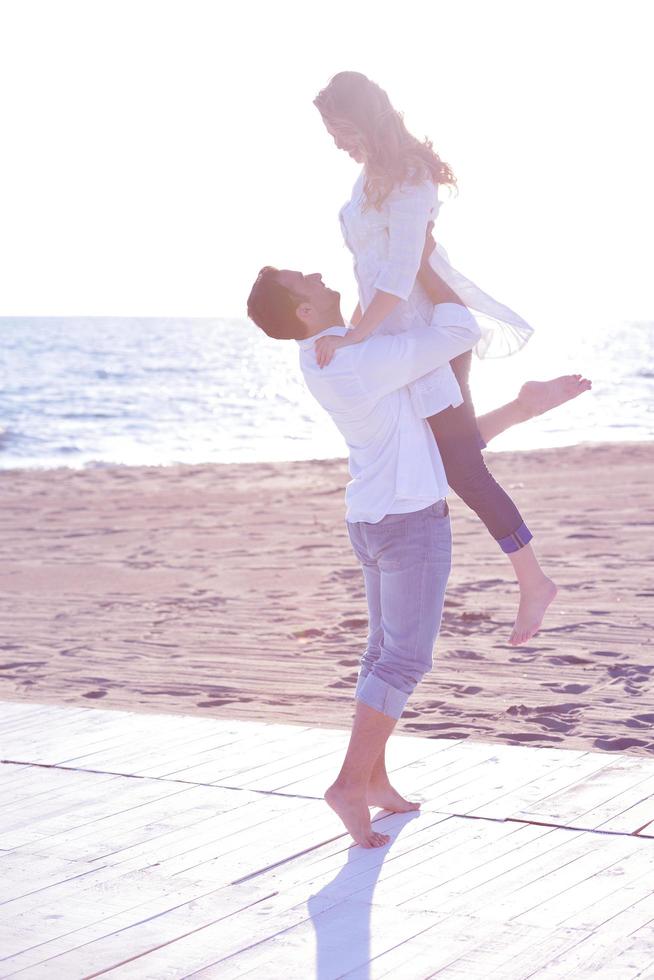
{"left": 367, "top": 779, "right": 421, "bottom": 813}
{"left": 324, "top": 783, "right": 391, "bottom": 848}
{"left": 510, "top": 577, "right": 558, "bottom": 645}
{"left": 517, "top": 375, "right": 591, "bottom": 418}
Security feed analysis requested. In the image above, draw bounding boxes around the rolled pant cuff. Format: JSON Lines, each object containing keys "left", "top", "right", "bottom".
{"left": 497, "top": 520, "right": 533, "bottom": 554}
{"left": 355, "top": 671, "right": 410, "bottom": 720}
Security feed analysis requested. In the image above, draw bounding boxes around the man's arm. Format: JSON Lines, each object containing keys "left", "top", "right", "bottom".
{"left": 352, "top": 306, "right": 482, "bottom": 400}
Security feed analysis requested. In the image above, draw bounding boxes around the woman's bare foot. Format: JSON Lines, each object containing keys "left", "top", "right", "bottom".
{"left": 510, "top": 576, "right": 558, "bottom": 645}
{"left": 517, "top": 375, "right": 591, "bottom": 418}
{"left": 324, "top": 782, "right": 391, "bottom": 848}
{"left": 367, "top": 778, "right": 421, "bottom": 813}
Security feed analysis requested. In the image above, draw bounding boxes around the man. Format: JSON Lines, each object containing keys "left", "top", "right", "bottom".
{"left": 246, "top": 260, "right": 584, "bottom": 849}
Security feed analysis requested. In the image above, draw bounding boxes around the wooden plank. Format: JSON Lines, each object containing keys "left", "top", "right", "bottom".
{"left": 260, "top": 820, "right": 540, "bottom": 912}
{"left": 53, "top": 724, "right": 265, "bottom": 774}
{"left": 479, "top": 835, "right": 644, "bottom": 925}
{"left": 58, "top": 897, "right": 443, "bottom": 980}
{"left": 151, "top": 729, "right": 347, "bottom": 789}
{"left": 0, "top": 878, "right": 276, "bottom": 977}
{"left": 0, "top": 775, "right": 215, "bottom": 848}
{"left": 2, "top": 787, "right": 250, "bottom": 882}
{"left": 4, "top": 701, "right": 654, "bottom": 978}
{"left": 566, "top": 888, "right": 654, "bottom": 940}
{"left": 512, "top": 843, "right": 654, "bottom": 929}
{"left": 529, "top": 929, "right": 653, "bottom": 979}
{"left": 398, "top": 826, "right": 590, "bottom": 914}
{"left": 419, "top": 921, "right": 586, "bottom": 980}
{"left": 137, "top": 725, "right": 321, "bottom": 781}
{"left": 512, "top": 756, "right": 654, "bottom": 828}
{"left": 592, "top": 773, "right": 654, "bottom": 833}
{"left": 470, "top": 750, "right": 618, "bottom": 820}
{"left": 0, "top": 767, "right": 123, "bottom": 816}
{"left": 458, "top": 925, "right": 591, "bottom": 980}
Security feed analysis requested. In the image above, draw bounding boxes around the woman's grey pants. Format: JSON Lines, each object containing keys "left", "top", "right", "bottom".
{"left": 346, "top": 499, "right": 452, "bottom": 719}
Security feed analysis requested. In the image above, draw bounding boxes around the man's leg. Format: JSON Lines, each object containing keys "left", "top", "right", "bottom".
{"left": 324, "top": 700, "right": 397, "bottom": 848}
{"left": 347, "top": 524, "right": 424, "bottom": 814}
{"left": 323, "top": 521, "right": 392, "bottom": 847}
{"left": 325, "top": 502, "right": 451, "bottom": 843}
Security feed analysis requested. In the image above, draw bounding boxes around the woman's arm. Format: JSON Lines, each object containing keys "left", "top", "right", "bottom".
{"left": 316, "top": 179, "right": 437, "bottom": 367}
{"left": 316, "top": 289, "right": 402, "bottom": 368}
{"left": 350, "top": 302, "right": 362, "bottom": 326}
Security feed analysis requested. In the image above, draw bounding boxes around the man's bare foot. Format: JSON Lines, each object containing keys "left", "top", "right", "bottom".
{"left": 367, "top": 778, "right": 421, "bottom": 813}
{"left": 510, "top": 576, "right": 558, "bottom": 645}
{"left": 324, "top": 782, "right": 391, "bottom": 848}
{"left": 517, "top": 375, "right": 591, "bottom": 419}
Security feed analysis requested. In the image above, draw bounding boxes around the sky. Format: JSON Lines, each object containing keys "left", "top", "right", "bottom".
{"left": 1, "top": 0, "right": 652, "bottom": 329}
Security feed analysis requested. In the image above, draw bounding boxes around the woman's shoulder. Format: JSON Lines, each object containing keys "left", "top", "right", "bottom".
{"left": 390, "top": 167, "right": 437, "bottom": 203}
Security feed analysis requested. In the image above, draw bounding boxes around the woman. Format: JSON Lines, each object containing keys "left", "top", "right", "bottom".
{"left": 313, "top": 70, "right": 590, "bottom": 646}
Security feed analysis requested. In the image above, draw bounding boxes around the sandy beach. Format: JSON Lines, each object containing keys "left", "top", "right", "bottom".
{"left": 1, "top": 442, "right": 652, "bottom": 755}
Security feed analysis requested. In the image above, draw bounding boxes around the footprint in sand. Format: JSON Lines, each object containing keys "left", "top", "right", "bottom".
{"left": 294, "top": 628, "right": 324, "bottom": 640}
{"left": 505, "top": 701, "right": 586, "bottom": 736}
{"left": 498, "top": 732, "right": 564, "bottom": 744}
{"left": 196, "top": 697, "right": 254, "bottom": 707}
{"left": 541, "top": 683, "right": 592, "bottom": 694}
{"left": 546, "top": 654, "right": 593, "bottom": 666}
{"left": 403, "top": 722, "right": 471, "bottom": 738}
{"left": 593, "top": 736, "right": 650, "bottom": 751}
{"left": 449, "top": 649, "right": 484, "bottom": 661}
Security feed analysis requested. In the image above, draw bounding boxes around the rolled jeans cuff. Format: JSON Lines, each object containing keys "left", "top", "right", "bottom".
{"left": 355, "top": 670, "right": 410, "bottom": 720}
{"left": 497, "top": 520, "right": 533, "bottom": 554}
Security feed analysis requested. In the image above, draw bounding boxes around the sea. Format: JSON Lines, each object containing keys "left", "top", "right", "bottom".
{"left": 0, "top": 317, "right": 652, "bottom": 471}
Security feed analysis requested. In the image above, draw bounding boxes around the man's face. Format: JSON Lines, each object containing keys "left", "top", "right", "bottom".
{"left": 276, "top": 270, "right": 340, "bottom": 323}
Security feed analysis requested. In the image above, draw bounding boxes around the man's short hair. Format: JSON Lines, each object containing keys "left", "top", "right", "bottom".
{"left": 247, "top": 266, "right": 306, "bottom": 340}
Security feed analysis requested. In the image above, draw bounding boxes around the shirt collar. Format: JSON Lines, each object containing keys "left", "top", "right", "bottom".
{"left": 296, "top": 324, "right": 348, "bottom": 352}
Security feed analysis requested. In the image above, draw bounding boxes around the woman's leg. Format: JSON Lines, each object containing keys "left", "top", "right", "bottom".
{"left": 428, "top": 352, "right": 556, "bottom": 645}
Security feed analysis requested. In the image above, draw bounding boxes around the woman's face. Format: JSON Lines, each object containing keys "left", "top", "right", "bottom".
{"left": 322, "top": 116, "right": 367, "bottom": 164}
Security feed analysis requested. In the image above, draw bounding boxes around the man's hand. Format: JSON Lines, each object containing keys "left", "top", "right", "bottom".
{"left": 315, "top": 333, "right": 350, "bottom": 369}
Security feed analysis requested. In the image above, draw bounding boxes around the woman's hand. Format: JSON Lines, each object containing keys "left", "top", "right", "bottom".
{"left": 315, "top": 334, "right": 350, "bottom": 368}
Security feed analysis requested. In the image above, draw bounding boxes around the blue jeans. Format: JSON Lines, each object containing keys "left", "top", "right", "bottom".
{"left": 346, "top": 500, "right": 452, "bottom": 720}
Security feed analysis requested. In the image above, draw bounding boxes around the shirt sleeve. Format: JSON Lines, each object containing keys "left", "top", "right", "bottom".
{"left": 373, "top": 178, "right": 437, "bottom": 301}
{"left": 353, "top": 304, "right": 482, "bottom": 400}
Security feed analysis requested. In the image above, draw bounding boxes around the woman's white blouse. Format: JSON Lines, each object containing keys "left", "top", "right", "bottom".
{"left": 339, "top": 168, "right": 535, "bottom": 417}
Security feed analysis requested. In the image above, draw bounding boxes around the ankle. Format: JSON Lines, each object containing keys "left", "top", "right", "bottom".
{"left": 330, "top": 775, "right": 368, "bottom": 794}
{"left": 518, "top": 573, "right": 555, "bottom": 595}
{"left": 368, "top": 772, "right": 391, "bottom": 786}
{"left": 512, "top": 395, "right": 535, "bottom": 423}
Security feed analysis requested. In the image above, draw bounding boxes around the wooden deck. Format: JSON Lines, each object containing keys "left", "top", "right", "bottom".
{"left": 1, "top": 700, "right": 654, "bottom": 978}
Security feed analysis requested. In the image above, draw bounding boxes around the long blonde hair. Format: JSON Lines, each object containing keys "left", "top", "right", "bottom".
{"left": 314, "top": 71, "right": 457, "bottom": 210}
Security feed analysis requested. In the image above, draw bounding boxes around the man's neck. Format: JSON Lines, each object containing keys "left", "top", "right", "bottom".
{"left": 304, "top": 313, "right": 346, "bottom": 338}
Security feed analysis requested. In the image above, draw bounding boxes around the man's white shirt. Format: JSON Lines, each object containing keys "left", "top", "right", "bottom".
{"left": 296, "top": 303, "right": 482, "bottom": 524}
